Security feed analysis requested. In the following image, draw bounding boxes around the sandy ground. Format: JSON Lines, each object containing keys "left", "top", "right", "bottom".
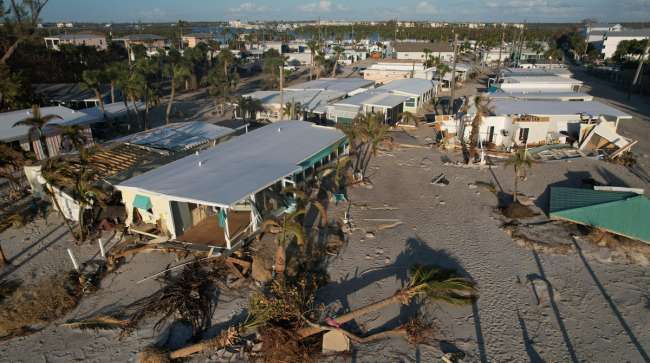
{"left": 319, "top": 130, "right": 650, "bottom": 362}
{"left": 1, "top": 70, "right": 649, "bottom": 362}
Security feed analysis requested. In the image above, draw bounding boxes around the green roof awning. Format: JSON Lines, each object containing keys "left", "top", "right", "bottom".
{"left": 550, "top": 187, "right": 650, "bottom": 243}
{"left": 133, "top": 194, "right": 152, "bottom": 210}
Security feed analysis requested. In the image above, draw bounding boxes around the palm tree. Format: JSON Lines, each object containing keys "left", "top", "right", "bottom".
{"left": 164, "top": 52, "right": 191, "bottom": 124}
{"left": 314, "top": 51, "right": 327, "bottom": 80}
{"left": 296, "top": 264, "right": 477, "bottom": 339}
{"left": 104, "top": 63, "right": 122, "bottom": 104}
{"left": 112, "top": 61, "right": 134, "bottom": 125}
{"left": 331, "top": 45, "right": 345, "bottom": 78}
{"left": 468, "top": 95, "right": 493, "bottom": 162}
{"left": 260, "top": 213, "right": 305, "bottom": 277}
{"left": 42, "top": 140, "right": 107, "bottom": 242}
{"left": 218, "top": 49, "right": 235, "bottom": 83}
{"left": 399, "top": 111, "right": 418, "bottom": 126}
{"left": 422, "top": 48, "right": 432, "bottom": 67}
{"left": 81, "top": 69, "right": 108, "bottom": 120}
{"left": 13, "top": 105, "right": 62, "bottom": 159}
{"left": 355, "top": 112, "right": 390, "bottom": 179}
{"left": 505, "top": 149, "right": 533, "bottom": 204}
{"left": 282, "top": 100, "right": 304, "bottom": 120}
{"left": 236, "top": 97, "right": 265, "bottom": 120}
{"left": 307, "top": 40, "right": 319, "bottom": 80}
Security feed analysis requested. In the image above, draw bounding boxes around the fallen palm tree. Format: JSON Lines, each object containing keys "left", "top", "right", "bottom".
{"left": 296, "top": 265, "right": 477, "bottom": 339}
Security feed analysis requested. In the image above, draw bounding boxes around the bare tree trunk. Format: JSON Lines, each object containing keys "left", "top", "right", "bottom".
{"left": 94, "top": 89, "right": 106, "bottom": 117}
{"left": 165, "top": 77, "right": 176, "bottom": 124}
{"left": 110, "top": 81, "right": 116, "bottom": 104}
{"left": 46, "top": 185, "right": 79, "bottom": 243}
{"left": 0, "top": 243, "right": 7, "bottom": 267}
{"left": 513, "top": 170, "right": 519, "bottom": 203}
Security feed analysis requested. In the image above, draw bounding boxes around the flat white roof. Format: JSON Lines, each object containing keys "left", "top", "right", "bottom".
{"left": 335, "top": 92, "right": 409, "bottom": 108}
{"left": 115, "top": 121, "right": 234, "bottom": 151}
{"left": 493, "top": 100, "right": 632, "bottom": 118}
{"left": 0, "top": 106, "right": 98, "bottom": 142}
{"left": 284, "top": 78, "right": 374, "bottom": 94}
{"left": 376, "top": 78, "right": 437, "bottom": 96}
{"left": 117, "top": 121, "right": 346, "bottom": 207}
{"left": 502, "top": 76, "right": 582, "bottom": 85}
{"left": 489, "top": 90, "right": 593, "bottom": 101}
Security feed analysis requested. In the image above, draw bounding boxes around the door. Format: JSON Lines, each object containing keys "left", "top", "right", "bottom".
{"left": 487, "top": 126, "right": 495, "bottom": 144}
{"left": 518, "top": 128, "right": 530, "bottom": 144}
{"left": 170, "top": 201, "right": 192, "bottom": 237}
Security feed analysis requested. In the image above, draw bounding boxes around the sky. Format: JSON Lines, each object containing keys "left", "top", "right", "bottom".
{"left": 41, "top": 0, "right": 650, "bottom": 23}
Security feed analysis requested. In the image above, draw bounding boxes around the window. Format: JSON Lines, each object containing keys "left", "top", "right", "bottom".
{"left": 405, "top": 98, "right": 416, "bottom": 107}
{"left": 518, "top": 128, "right": 529, "bottom": 142}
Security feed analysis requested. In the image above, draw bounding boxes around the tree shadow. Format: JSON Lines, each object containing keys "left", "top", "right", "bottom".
{"left": 596, "top": 166, "right": 630, "bottom": 188}
{"left": 517, "top": 310, "right": 544, "bottom": 363}
{"left": 315, "top": 236, "right": 481, "bottom": 354}
{"left": 530, "top": 250, "right": 578, "bottom": 363}
{"left": 573, "top": 240, "right": 650, "bottom": 362}
{"left": 0, "top": 224, "right": 68, "bottom": 280}
{"left": 534, "top": 171, "right": 594, "bottom": 214}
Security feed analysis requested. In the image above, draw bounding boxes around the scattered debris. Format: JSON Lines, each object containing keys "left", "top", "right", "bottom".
{"left": 322, "top": 330, "right": 351, "bottom": 353}
{"left": 431, "top": 174, "right": 449, "bottom": 186}
{"left": 378, "top": 221, "right": 403, "bottom": 230}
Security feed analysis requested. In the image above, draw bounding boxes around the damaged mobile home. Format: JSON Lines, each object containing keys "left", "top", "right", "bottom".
{"left": 25, "top": 121, "right": 238, "bottom": 221}
{"left": 114, "top": 121, "right": 348, "bottom": 252}
{"left": 438, "top": 98, "right": 635, "bottom": 153}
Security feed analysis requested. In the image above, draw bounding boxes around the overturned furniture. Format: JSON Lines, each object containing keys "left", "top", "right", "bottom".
{"left": 115, "top": 121, "right": 349, "bottom": 252}
{"left": 549, "top": 187, "right": 650, "bottom": 244}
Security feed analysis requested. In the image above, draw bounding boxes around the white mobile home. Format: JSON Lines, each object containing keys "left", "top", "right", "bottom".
{"left": 115, "top": 121, "right": 348, "bottom": 251}
{"left": 442, "top": 99, "right": 631, "bottom": 149}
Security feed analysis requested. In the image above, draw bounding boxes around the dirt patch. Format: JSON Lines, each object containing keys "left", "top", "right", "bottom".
{"left": 579, "top": 229, "right": 650, "bottom": 267}
{"left": 0, "top": 271, "right": 82, "bottom": 339}
{"left": 500, "top": 202, "right": 539, "bottom": 219}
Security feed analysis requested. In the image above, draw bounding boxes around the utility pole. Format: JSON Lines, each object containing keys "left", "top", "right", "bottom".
{"left": 279, "top": 64, "right": 284, "bottom": 120}
{"left": 449, "top": 33, "right": 458, "bottom": 115}
{"left": 497, "top": 30, "right": 505, "bottom": 79}
{"left": 629, "top": 40, "right": 650, "bottom": 99}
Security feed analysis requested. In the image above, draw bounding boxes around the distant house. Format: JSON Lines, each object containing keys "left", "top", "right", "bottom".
{"left": 327, "top": 78, "right": 438, "bottom": 125}
{"left": 44, "top": 33, "right": 107, "bottom": 51}
{"left": 182, "top": 33, "right": 214, "bottom": 48}
{"left": 394, "top": 42, "right": 454, "bottom": 62}
{"left": 113, "top": 34, "right": 167, "bottom": 57}
{"left": 33, "top": 83, "right": 116, "bottom": 110}
{"left": 328, "top": 92, "right": 409, "bottom": 125}
{"left": 600, "top": 28, "right": 650, "bottom": 59}
{"left": 375, "top": 78, "right": 437, "bottom": 113}
{"left": 115, "top": 121, "right": 348, "bottom": 251}
{"left": 243, "top": 78, "right": 374, "bottom": 122}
